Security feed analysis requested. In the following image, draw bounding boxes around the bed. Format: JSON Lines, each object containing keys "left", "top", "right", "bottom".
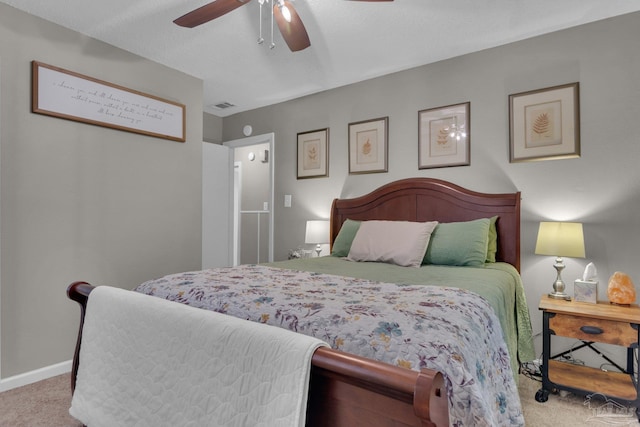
{"left": 67, "top": 177, "right": 534, "bottom": 427}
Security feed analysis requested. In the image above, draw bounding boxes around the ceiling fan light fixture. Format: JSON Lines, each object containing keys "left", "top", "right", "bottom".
{"left": 278, "top": 2, "right": 292, "bottom": 23}
{"left": 175, "top": 0, "right": 392, "bottom": 52}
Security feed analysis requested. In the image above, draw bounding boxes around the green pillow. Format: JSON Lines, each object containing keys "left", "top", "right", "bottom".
{"left": 423, "top": 218, "right": 490, "bottom": 266}
{"left": 331, "top": 219, "right": 361, "bottom": 257}
{"left": 486, "top": 216, "right": 498, "bottom": 263}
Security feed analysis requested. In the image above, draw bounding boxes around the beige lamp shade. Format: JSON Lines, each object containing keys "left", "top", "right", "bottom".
{"left": 305, "top": 220, "right": 330, "bottom": 244}
{"left": 535, "top": 222, "right": 585, "bottom": 258}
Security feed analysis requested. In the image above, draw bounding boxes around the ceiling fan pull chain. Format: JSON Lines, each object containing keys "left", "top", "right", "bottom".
{"left": 270, "top": 0, "right": 276, "bottom": 49}
{"left": 257, "top": 0, "right": 265, "bottom": 44}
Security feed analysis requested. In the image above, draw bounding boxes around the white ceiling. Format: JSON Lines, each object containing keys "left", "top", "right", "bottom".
{"left": 3, "top": 0, "right": 640, "bottom": 117}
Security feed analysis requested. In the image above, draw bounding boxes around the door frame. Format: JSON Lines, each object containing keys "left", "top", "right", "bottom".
{"left": 0, "top": 59, "right": 3, "bottom": 378}
{"left": 224, "top": 133, "right": 275, "bottom": 264}
{"left": 232, "top": 160, "right": 241, "bottom": 266}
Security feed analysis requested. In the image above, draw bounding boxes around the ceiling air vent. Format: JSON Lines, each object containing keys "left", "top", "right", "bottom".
{"left": 211, "top": 101, "right": 235, "bottom": 110}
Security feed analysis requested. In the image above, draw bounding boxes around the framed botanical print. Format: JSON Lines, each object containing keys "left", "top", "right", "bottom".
{"left": 348, "top": 117, "right": 388, "bottom": 174}
{"left": 297, "top": 128, "right": 329, "bottom": 179}
{"left": 509, "top": 82, "right": 580, "bottom": 162}
{"left": 418, "top": 102, "right": 470, "bottom": 169}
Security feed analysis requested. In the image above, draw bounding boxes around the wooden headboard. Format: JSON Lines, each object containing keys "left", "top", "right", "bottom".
{"left": 330, "top": 178, "right": 521, "bottom": 271}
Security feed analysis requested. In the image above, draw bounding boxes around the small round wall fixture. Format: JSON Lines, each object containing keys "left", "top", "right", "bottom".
{"left": 248, "top": 152, "right": 256, "bottom": 161}
{"left": 243, "top": 125, "right": 253, "bottom": 136}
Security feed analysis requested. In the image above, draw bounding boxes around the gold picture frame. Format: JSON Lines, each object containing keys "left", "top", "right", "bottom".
{"left": 509, "top": 82, "right": 580, "bottom": 162}
{"left": 348, "top": 117, "right": 388, "bottom": 174}
{"left": 418, "top": 102, "right": 470, "bottom": 169}
{"left": 297, "top": 128, "right": 329, "bottom": 179}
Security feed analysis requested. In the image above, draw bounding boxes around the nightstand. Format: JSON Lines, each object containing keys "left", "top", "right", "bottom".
{"left": 536, "top": 295, "right": 640, "bottom": 418}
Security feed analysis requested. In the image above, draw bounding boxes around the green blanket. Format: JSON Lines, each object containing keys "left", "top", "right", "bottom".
{"left": 267, "top": 257, "right": 535, "bottom": 376}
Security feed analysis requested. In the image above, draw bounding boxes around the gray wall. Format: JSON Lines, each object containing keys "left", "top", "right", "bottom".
{"left": 2, "top": 3, "right": 638, "bottom": 379}
{"left": 0, "top": 4, "right": 206, "bottom": 377}
{"left": 203, "top": 113, "right": 223, "bottom": 144}
{"left": 222, "top": 12, "right": 640, "bottom": 363}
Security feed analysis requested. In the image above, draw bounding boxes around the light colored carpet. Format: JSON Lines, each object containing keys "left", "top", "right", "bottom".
{"left": 0, "top": 374, "right": 82, "bottom": 427}
{"left": 518, "top": 374, "right": 640, "bottom": 426}
{"left": 0, "top": 372, "right": 638, "bottom": 426}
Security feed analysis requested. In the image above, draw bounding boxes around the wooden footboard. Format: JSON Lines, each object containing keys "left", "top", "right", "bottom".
{"left": 67, "top": 281, "right": 449, "bottom": 427}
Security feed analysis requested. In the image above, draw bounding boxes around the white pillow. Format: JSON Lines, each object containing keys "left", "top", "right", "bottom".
{"left": 347, "top": 220, "right": 438, "bottom": 267}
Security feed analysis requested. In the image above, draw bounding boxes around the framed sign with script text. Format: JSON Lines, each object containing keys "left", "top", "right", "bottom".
{"left": 32, "top": 61, "right": 186, "bottom": 142}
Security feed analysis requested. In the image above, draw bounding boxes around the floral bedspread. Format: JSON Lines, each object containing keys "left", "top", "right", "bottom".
{"left": 135, "top": 265, "right": 524, "bottom": 426}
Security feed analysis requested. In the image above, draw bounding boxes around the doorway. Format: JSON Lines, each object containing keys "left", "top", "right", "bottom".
{"left": 0, "top": 60, "right": 3, "bottom": 378}
{"left": 224, "top": 133, "right": 274, "bottom": 265}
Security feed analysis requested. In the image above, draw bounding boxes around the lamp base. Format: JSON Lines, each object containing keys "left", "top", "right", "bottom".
{"left": 548, "top": 257, "right": 571, "bottom": 301}
{"left": 548, "top": 291, "right": 571, "bottom": 301}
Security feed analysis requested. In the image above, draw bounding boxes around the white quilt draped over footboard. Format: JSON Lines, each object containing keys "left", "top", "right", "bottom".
{"left": 70, "top": 286, "right": 328, "bottom": 427}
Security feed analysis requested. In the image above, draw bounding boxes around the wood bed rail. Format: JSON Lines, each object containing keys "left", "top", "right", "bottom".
{"left": 67, "top": 281, "right": 94, "bottom": 393}
{"left": 309, "top": 348, "right": 448, "bottom": 427}
{"left": 67, "top": 281, "right": 449, "bottom": 427}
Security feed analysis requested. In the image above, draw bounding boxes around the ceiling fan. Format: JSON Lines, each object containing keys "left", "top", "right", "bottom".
{"left": 174, "top": 0, "right": 394, "bottom": 52}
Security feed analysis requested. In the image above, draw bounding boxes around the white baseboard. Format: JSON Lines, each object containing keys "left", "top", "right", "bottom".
{"left": 0, "top": 360, "right": 72, "bottom": 393}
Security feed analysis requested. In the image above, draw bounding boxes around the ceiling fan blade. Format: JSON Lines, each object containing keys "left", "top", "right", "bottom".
{"left": 174, "top": 0, "right": 252, "bottom": 28}
{"left": 273, "top": 1, "right": 311, "bottom": 52}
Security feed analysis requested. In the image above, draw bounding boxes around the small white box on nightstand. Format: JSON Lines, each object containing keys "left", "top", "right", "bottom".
{"left": 574, "top": 280, "right": 598, "bottom": 303}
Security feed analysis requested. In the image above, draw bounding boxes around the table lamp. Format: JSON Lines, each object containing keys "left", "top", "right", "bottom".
{"left": 535, "top": 221, "right": 585, "bottom": 300}
{"left": 305, "top": 220, "right": 329, "bottom": 257}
